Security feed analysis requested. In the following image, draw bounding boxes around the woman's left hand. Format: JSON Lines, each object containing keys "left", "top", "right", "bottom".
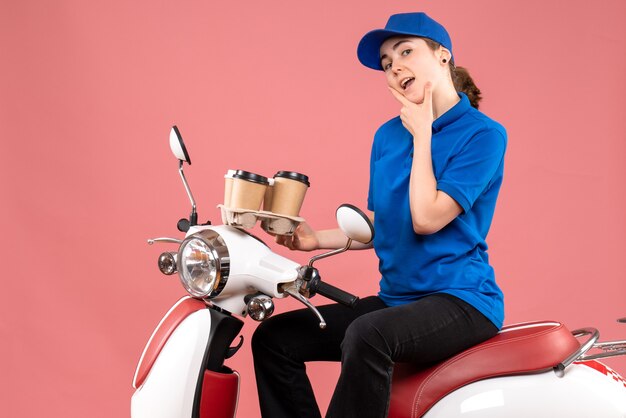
{"left": 388, "top": 82, "right": 434, "bottom": 138}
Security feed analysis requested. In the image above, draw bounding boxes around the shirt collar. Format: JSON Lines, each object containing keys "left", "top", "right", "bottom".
{"left": 432, "top": 91, "right": 471, "bottom": 134}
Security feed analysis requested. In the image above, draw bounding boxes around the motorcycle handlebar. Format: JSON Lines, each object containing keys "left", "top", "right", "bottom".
{"left": 316, "top": 281, "right": 359, "bottom": 308}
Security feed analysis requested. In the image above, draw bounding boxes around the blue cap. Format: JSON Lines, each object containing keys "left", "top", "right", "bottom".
{"left": 357, "top": 12, "right": 453, "bottom": 71}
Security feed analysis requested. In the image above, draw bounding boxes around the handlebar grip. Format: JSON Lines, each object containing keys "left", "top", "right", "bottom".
{"left": 316, "top": 281, "right": 359, "bottom": 308}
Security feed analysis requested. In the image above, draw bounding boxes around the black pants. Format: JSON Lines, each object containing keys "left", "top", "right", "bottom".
{"left": 251, "top": 293, "right": 498, "bottom": 418}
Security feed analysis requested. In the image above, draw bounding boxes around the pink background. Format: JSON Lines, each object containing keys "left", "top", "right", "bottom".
{"left": 2, "top": 0, "right": 625, "bottom": 416}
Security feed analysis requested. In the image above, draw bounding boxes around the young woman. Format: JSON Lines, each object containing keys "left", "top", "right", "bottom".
{"left": 252, "top": 12, "right": 507, "bottom": 418}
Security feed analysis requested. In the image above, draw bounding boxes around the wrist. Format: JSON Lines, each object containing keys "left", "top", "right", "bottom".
{"left": 413, "top": 130, "right": 431, "bottom": 141}
{"left": 316, "top": 228, "right": 344, "bottom": 250}
{"left": 312, "top": 231, "right": 321, "bottom": 251}
{"left": 309, "top": 229, "right": 323, "bottom": 251}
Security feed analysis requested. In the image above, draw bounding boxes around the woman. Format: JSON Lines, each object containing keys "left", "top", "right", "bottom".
{"left": 252, "top": 12, "right": 507, "bottom": 418}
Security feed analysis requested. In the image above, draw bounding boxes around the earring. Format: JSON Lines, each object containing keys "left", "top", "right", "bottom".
{"left": 442, "top": 58, "right": 447, "bottom": 63}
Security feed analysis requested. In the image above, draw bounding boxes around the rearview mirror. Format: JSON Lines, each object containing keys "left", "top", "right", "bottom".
{"left": 336, "top": 204, "right": 374, "bottom": 244}
{"left": 168, "top": 125, "right": 197, "bottom": 229}
{"left": 169, "top": 125, "right": 191, "bottom": 164}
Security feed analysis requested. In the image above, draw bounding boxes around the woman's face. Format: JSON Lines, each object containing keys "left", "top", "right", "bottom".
{"left": 379, "top": 36, "right": 446, "bottom": 103}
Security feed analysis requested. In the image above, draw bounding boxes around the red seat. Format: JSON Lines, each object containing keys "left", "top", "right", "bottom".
{"left": 388, "top": 321, "right": 581, "bottom": 418}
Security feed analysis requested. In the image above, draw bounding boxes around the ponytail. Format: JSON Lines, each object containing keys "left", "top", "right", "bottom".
{"left": 451, "top": 66, "right": 482, "bottom": 109}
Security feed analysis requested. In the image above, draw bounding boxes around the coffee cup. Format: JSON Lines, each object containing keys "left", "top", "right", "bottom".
{"left": 223, "top": 169, "right": 237, "bottom": 207}
{"left": 229, "top": 170, "right": 269, "bottom": 211}
{"left": 270, "top": 171, "right": 310, "bottom": 217}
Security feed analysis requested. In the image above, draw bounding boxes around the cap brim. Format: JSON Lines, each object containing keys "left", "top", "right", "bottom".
{"left": 357, "top": 29, "right": 416, "bottom": 71}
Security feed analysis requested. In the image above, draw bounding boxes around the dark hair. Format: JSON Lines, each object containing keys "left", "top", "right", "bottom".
{"left": 421, "top": 38, "right": 483, "bottom": 109}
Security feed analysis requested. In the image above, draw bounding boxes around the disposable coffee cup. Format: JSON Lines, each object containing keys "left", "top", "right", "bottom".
{"left": 270, "top": 171, "right": 310, "bottom": 217}
{"left": 230, "top": 170, "right": 269, "bottom": 211}
{"left": 263, "top": 178, "right": 275, "bottom": 211}
{"left": 223, "top": 169, "right": 237, "bottom": 207}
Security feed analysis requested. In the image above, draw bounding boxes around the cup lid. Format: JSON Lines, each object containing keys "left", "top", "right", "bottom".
{"left": 233, "top": 170, "right": 269, "bottom": 185}
{"left": 274, "top": 171, "right": 310, "bottom": 187}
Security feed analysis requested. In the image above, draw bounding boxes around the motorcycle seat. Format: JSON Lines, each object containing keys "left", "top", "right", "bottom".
{"left": 388, "top": 320, "right": 580, "bottom": 418}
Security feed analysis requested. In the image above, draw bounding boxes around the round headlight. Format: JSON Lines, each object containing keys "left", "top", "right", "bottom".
{"left": 177, "top": 230, "right": 229, "bottom": 298}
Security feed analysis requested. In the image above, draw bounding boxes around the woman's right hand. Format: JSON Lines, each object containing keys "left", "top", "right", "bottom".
{"left": 275, "top": 222, "right": 319, "bottom": 251}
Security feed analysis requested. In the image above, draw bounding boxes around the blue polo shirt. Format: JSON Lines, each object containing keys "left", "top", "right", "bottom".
{"left": 367, "top": 91, "right": 507, "bottom": 329}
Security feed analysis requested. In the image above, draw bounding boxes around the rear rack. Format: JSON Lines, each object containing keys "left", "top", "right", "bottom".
{"left": 571, "top": 318, "right": 626, "bottom": 365}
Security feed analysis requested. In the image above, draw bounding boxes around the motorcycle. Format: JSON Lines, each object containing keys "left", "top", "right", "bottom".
{"left": 131, "top": 126, "right": 626, "bottom": 417}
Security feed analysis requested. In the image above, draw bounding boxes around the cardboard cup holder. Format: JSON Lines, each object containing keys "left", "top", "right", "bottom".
{"left": 217, "top": 205, "right": 304, "bottom": 236}
{"left": 220, "top": 169, "right": 309, "bottom": 236}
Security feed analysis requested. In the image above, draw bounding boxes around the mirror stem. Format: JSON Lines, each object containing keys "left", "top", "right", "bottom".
{"left": 178, "top": 160, "right": 197, "bottom": 226}
{"left": 308, "top": 238, "right": 353, "bottom": 267}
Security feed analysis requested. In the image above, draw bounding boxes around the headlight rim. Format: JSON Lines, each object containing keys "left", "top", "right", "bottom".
{"left": 177, "top": 229, "right": 230, "bottom": 299}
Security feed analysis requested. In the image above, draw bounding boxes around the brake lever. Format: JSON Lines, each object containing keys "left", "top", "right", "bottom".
{"left": 283, "top": 285, "right": 327, "bottom": 329}
{"left": 147, "top": 237, "right": 183, "bottom": 245}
